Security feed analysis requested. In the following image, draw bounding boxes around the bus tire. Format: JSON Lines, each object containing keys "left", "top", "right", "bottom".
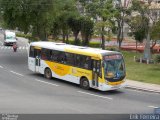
{"left": 44, "top": 68, "right": 52, "bottom": 79}
{"left": 80, "top": 77, "right": 90, "bottom": 90}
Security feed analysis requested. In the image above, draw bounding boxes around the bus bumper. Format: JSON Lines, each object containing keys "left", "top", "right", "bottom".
{"left": 98, "top": 82, "right": 126, "bottom": 91}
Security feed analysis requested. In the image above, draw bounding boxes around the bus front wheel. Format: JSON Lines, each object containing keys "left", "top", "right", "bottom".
{"left": 44, "top": 68, "right": 52, "bottom": 79}
{"left": 80, "top": 77, "right": 90, "bottom": 90}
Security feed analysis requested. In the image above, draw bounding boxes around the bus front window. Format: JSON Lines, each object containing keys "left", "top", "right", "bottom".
{"left": 103, "top": 54, "right": 125, "bottom": 82}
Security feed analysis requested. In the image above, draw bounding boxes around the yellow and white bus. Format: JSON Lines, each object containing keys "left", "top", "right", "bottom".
{"left": 28, "top": 41, "right": 126, "bottom": 91}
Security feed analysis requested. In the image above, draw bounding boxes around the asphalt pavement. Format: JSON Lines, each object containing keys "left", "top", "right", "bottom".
{"left": 0, "top": 33, "right": 159, "bottom": 114}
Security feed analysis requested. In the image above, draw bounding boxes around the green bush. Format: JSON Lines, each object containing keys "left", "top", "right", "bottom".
{"left": 28, "top": 37, "right": 39, "bottom": 43}
{"left": 68, "top": 40, "right": 76, "bottom": 45}
{"left": 106, "top": 47, "right": 119, "bottom": 52}
{"left": 16, "top": 33, "right": 32, "bottom": 39}
{"left": 16, "top": 33, "right": 40, "bottom": 42}
{"left": 89, "top": 42, "right": 100, "bottom": 48}
{"left": 154, "top": 54, "right": 160, "bottom": 63}
{"left": 16, "top": 33, "right": 25, "bottom": 37}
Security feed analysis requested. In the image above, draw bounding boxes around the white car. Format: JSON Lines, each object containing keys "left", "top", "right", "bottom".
{"left": 4, "top": 30, "right": 17, "bottom": 46}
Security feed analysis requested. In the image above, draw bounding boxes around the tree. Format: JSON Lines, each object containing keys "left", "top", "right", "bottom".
{"left": 51, "top": 18, "right": 61, "bottom": 40}
{"left": 114, "top": 0, "right": 131, "bottom": 49}
{"left": 130, "top": 0, "right": 157, "bottom": 61}
{"left": 94, "top": 20, "right": 113, "bottom": 48}
{"left": 85, "top": 0, "right": 116, "bottom": 49}
{"left": 54, "top": 0, "right": 78, "bottom": 43}
{"left": 27, "top": 0, "right": 55, "bottom": 40}
{"left": 127, "top": 15, "right": 146, "bottom": 53}
{"left": 134, "top": 28, "right": 146, "bottom": 53}
{"left": 67, "top": 16, "right": 82, "bottom": 45}
{"left": 0, "top": 0, "right": 56, "bottom": 40}
{"left": 80, "top": 17, "right": 94, "bottom": 46}
{"left": 1, "top": 0, "right": 29, "bottom": 31}
{"left": 150, "top": 20, "right": 160, "bottom": 52}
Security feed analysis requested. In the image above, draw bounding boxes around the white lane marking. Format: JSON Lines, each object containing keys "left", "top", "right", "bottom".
{"left": 0, "top": 65, "right": 3, "bottom": 68}
{"left": 78, "top": 91, "right": 113, "bottom": 100}
{"left": 148, "top": 106, "right": 159, "bottom": 109}
{"left": 0, "top": 46, "right": 28, "bottom": 50}
{"left": 35, "top": 79, "right": 59, "bottom": 87}
{"left": 10, "top": 71, "right": 24, "bottom": 77}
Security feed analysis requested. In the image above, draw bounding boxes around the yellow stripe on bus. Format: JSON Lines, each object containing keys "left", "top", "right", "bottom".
{"left": 45, "top": 61, "right": 71, "bottom": 76}
{"left": 34, "top": 46, "right": 41, "bottom": 50}
{"left": 108, "top": 80, "right": 125, "bottom": 85}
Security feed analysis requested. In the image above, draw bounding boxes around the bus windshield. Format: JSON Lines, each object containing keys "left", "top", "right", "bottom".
{"left": 103, "top": 54, "right": 125, "bottom": 82}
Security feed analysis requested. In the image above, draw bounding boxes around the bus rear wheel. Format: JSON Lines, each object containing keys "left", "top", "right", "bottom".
{"left": 44, "top": 68, "right": 52, "bottom": 79}
{"left": 80, "top": 77, "right": 90, "bottom": 90}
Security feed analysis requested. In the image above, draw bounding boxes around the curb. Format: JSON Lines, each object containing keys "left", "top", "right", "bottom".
{"left": 125, "top": 85, "right": 160, "bottom": 94}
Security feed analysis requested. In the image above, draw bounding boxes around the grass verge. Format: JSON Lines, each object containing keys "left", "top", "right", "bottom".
{"left": 122, "top": 51, "right": 160, "bottom": 85}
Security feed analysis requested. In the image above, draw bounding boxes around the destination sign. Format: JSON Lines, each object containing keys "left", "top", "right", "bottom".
{"left": 104, "top": 54, "right": 122, "bottom": 60}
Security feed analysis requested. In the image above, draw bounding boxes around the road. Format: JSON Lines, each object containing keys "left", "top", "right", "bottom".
{"left": 0, "top": 33, "right": 159, "bottom": 114}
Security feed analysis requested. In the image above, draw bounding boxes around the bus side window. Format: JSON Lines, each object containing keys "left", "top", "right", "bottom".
{"left": 41, "top": 48, "right": 52, "bottom": 60}
{"left": 51, "top": 50, "right": 57, "bottom": 62}
{"left": 58, "top": 52, "right": 67, "bottom": 64}
{"left": 50, "top": 51, "right": 54, "bottom": 61}
{"left": 65, "top": 53, "right": 75, "bottom": 66}
{"left": 46, "top": 49, "right": 52, "bottom": 60}
{"left": 29, "top": 46, "right": 34, "bottom": 58}
{"left": 75, "top": 55, "right": 81, "bottom": 67}
{"left": 75, "top": 55, "right": 91, "bottom": 70}
{"left": 84, "top": 56, "right": 91, "bottom": 69}
{"left": 51, "top": 51, "right": 66, "bottom": 64}
{"left": 41, "top": 49, "right": 47, "bottom": 60}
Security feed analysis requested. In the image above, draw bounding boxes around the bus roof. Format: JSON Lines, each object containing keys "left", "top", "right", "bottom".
{"left": 30, "top": 41, "right": 121, "bottom": 58}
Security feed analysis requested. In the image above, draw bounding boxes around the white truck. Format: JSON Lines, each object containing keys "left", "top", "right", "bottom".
{"left": 4, "top": 31, "right": 17, "bottom": 46}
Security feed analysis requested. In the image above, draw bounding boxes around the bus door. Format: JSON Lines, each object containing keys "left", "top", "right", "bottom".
{"left": 92, "top": 60, "right": 100, "bottom": 87}
{"left": 28, "top": 46, "right": 35, "bottom": 72}
{"left": 34, "top": 48, "right": 41, "bottom": 73}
